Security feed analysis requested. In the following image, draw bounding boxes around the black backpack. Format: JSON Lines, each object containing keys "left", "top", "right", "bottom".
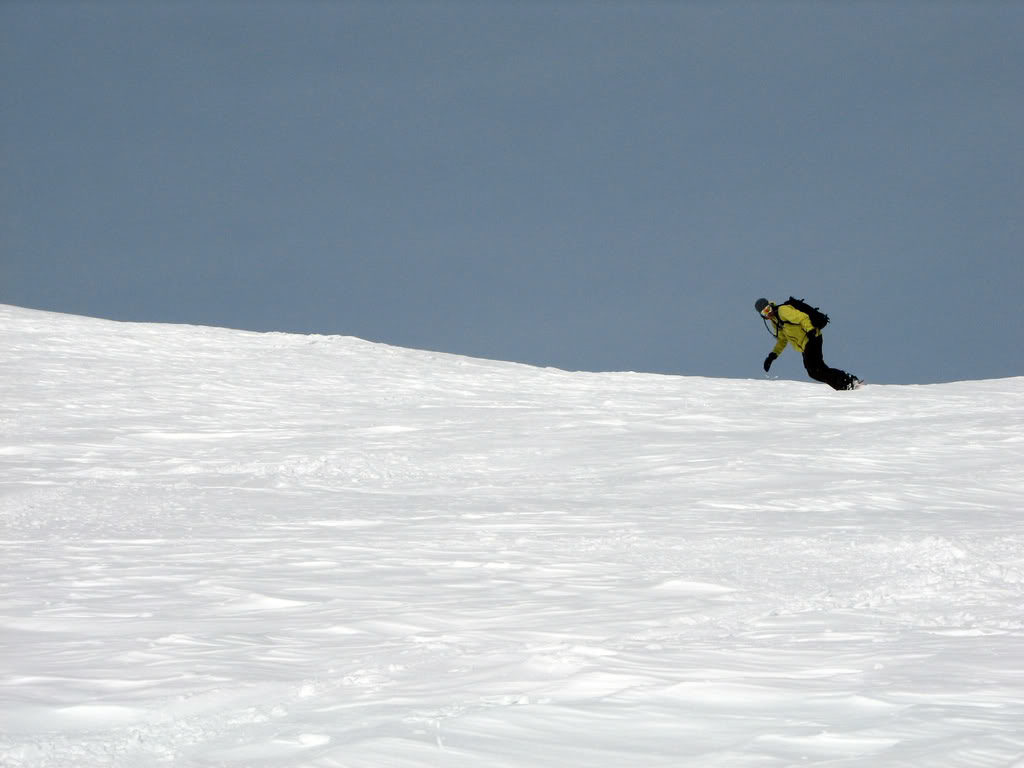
{"left": 781, "top": 297, "right": 829, "bottom": 329}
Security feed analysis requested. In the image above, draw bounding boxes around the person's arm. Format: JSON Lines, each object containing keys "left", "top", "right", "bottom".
{"left": 778, "top": 304, "right": 815, "bottom": 335}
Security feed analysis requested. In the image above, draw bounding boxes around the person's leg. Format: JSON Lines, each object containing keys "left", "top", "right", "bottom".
{"left": 803, "top": 336, "right": 856, "bottom": 390}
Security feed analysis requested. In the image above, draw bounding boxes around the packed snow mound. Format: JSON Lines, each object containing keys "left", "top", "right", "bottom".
{"left": 2, "top": 303, "right": 1023, "bottom": 768}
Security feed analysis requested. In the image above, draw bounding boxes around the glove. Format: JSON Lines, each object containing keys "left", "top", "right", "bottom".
{"left": 763, "top": 352, "right": 777, "bottom": 372}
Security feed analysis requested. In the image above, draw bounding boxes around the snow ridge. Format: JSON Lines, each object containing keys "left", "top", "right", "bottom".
{"left": 2, "top": 305, "right": 1023, "bottom": 767}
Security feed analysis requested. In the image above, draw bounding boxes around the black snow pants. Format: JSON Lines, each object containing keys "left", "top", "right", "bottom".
{"left": 802, "top": 334, "right": 856, "bottom": 391}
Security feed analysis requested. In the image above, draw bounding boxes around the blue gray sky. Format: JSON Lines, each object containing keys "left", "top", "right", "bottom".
{"left": 3, "top": 1, "right": 1022, "bottom": 384}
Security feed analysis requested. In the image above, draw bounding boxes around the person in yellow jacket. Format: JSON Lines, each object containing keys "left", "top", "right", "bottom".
{"left": 755, "top": 298, "right": 861, "bottom": 390}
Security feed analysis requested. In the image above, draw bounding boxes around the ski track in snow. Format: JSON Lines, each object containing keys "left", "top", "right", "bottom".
{"left": 1, "top": 304, "right": 1023, "bottom": 767}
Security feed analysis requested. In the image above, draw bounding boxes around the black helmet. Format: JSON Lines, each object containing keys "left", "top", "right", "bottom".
{"left": 754, "top": 298, "right": 770, "bottom": 314}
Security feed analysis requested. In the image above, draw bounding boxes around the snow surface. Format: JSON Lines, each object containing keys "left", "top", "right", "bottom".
{"left": 1, "top": 303, "right": 1023, "bottom": 768}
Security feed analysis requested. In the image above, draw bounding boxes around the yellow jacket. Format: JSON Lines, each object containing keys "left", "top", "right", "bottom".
{"left": 770, "top": 303, "right": 820, "bottom": 356}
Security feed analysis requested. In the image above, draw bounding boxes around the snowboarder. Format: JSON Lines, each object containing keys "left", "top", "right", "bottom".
{"left": 755, "top": 298, "right": 861, "bottom": 390}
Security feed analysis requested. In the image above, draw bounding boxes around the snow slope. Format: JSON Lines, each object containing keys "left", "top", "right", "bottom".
{"left": 1, "top": 304, "right": 1023, "bottom": 767}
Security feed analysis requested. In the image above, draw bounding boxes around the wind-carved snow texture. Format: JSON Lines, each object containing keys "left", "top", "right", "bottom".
{"left": 1, "top": 304, "right": 1023, "bottom": 767}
